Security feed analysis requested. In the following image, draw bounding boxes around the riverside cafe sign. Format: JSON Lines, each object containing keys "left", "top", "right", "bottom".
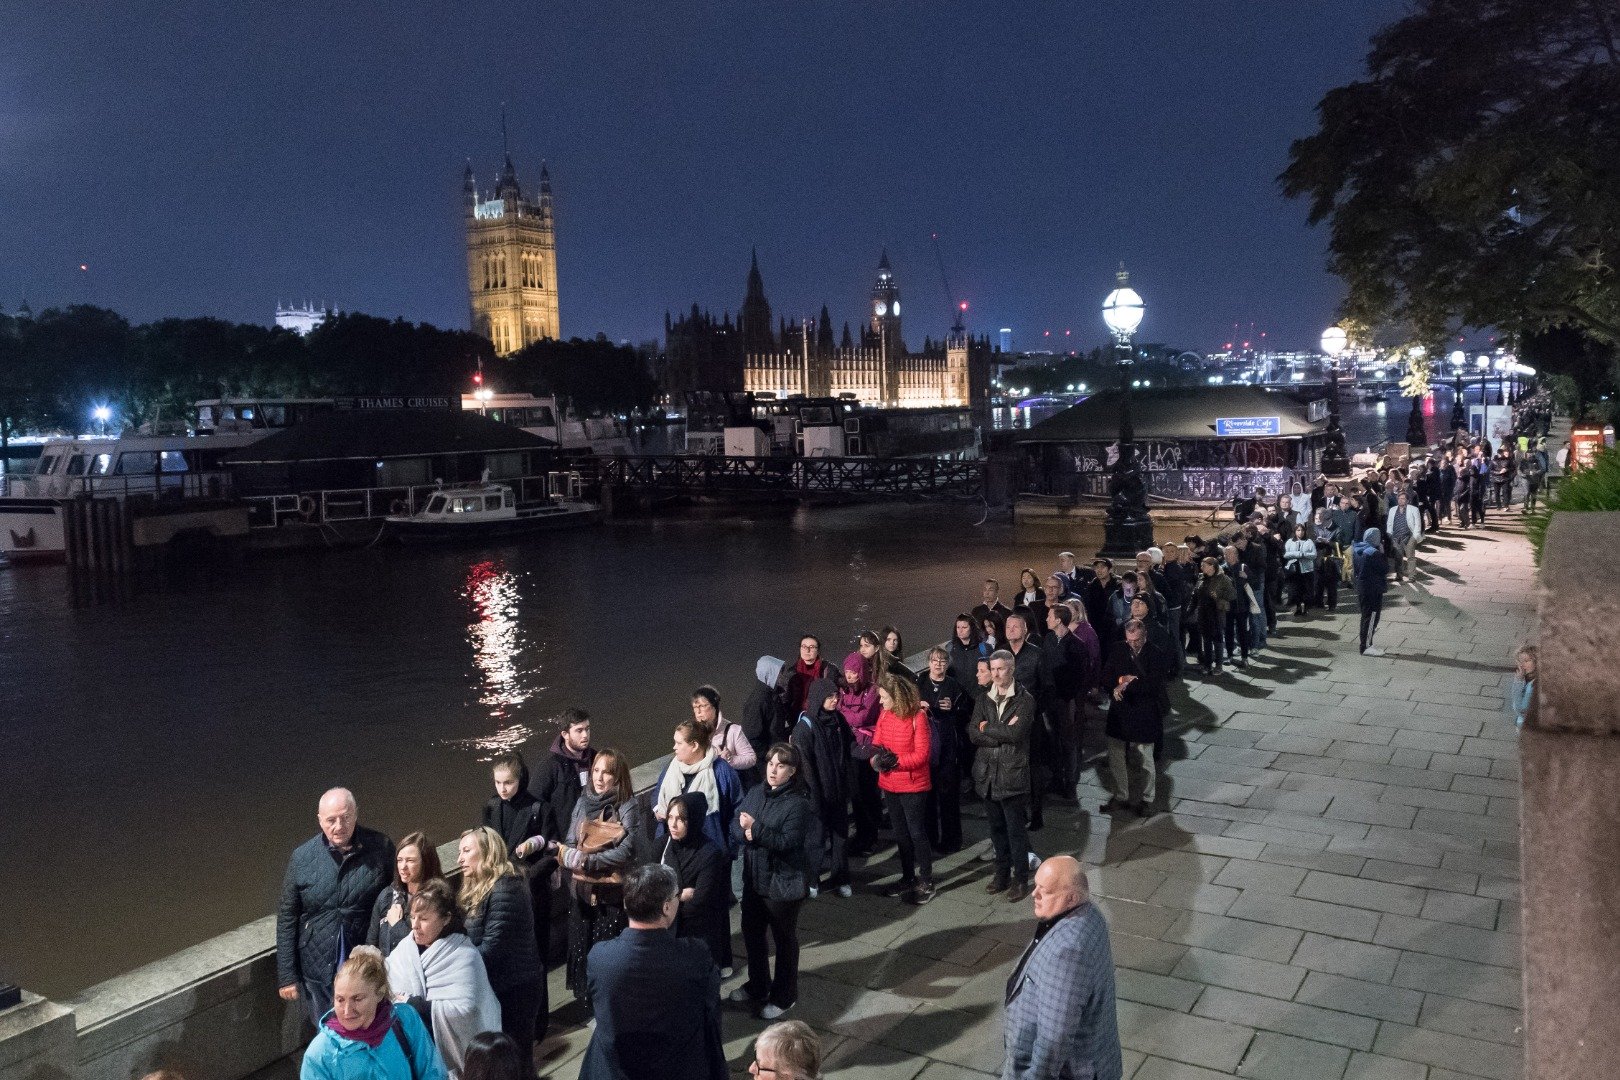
{"left": 1215, "top": 416, "right": 1282, "bottom": 437}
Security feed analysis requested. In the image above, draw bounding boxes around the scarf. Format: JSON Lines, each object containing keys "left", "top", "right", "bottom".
{"left": 656, "top": 747, "right": 721, "bottom": 819}
{"left": 324, "top": 998, "right": 394, "bottom": 1049}
{"left": 384, "top": 933, "right": 502, "bottom": 1073}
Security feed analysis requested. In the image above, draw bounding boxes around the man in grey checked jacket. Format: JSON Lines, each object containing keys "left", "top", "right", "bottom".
{"left": 1002, "top": 856, "right": 1122, "bottom": 1080}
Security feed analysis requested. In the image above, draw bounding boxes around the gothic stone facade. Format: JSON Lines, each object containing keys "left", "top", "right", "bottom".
{"left": 464, "top": 155, "right": 559, "bottom": 356}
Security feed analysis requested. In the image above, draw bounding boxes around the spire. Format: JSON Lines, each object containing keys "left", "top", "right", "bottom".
{"left": 841, "top": 321, "right": 853, "bottom": 350}
{"left": 817, "top": 304, "right": 834, "bottom": 355}
{"left": 539, "top": 160, "right": 551, "bottom": 196}
{"left": 740, "top": 249, "right": 774, "bottom": 354}
{"left": 463, "top": 160, "right": 477, "bottom": 211}
{"left": 495, "top": 107, "right": 521, "bottom": 200}
{"left": 877, "top": 248, "right": 892, "bottom": 272}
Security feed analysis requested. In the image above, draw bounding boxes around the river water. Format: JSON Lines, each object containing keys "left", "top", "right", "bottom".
{"left": 0, "top": 394, "right": 1434, "bottom": 998}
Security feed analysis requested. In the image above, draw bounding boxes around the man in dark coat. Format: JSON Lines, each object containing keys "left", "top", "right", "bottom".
{"left": 1004, "top": 613, "right": 1050, "bottom": 831}
{"left": 790, "top": 675, "right": 854, "bottom": 894}
{"left": 276, "top": 787, "right": 396, "bottom": 1024}
{"left": 970, "top": 650, "right": 1037, "bottom": 902}
{"left": 1082, "top": 559, "right": 1122, "bottom": 657}
{"left": 529, "top": 708, "right": 595, "bottom": 843}
{"left": 971, "top": 578, "right": 1014, "bottom": 643}
{"left": 1099, "top": 621, "right": 1171, "bottom": 818}
{"left": 581, "top": 864, "right": 728, "bottom": 1080}
{"left": 917, "top": 647, "right": 970, "bottom": 852}
{"left": 742, "top": 654, "right": 788, "bottom": 750}
{"left": 1038, "top": 605, "right": 1087, "bottom": 802}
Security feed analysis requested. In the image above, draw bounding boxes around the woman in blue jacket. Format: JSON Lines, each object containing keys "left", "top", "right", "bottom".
{"left": 301, "top": 946, "right": 446, "bottom": 1080}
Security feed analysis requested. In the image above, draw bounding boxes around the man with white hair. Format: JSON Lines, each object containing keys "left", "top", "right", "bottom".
{"left": 1003, "top": 856, "right": 1122, "bottom": 1080}
{"left": 276, "top": 787, "right": 396, "bottom": 1023}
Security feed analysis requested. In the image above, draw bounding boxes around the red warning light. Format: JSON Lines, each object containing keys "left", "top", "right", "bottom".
{"left": 472, "top": 371, "right": 484, "bottom": 385}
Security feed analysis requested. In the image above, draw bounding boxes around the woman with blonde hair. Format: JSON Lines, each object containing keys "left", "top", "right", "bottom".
{"left": 299, "top": 945, "right": 446, "bottom": 1080}
{"left": 456, "top": 828, "right": 541, "bottom": 1077}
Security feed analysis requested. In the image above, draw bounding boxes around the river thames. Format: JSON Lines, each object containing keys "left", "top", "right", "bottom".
{"left": 0, "top": 394, "right": 1441, "bottom": 996}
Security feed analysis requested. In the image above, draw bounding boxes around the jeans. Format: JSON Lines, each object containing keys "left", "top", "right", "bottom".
{"left": 984, "top": 793, "right": 1031, "bottom": 883}
{"left": 883, "top": 789, "right": 933, "bottom": 885}
{"left": 741, "top": 891, "right": 803, "bottom": 1008}
{"left": 1224, "top": 607, "right": 1250, "bottom": 661}
{"left": 1360, "top": 605, "right": 1382, "bottom": 652}
{"left": 300, "top": 977, "right": 334, "bottom": 1028}
{"left": 1108, "top": 739, "right": 1157, "bottom": 804}
{"left": 1494, "top": 480, "right": 1512, "bottom": 508}
{"left": 1525, "top": 482, "right": 1541, "bottom": 512}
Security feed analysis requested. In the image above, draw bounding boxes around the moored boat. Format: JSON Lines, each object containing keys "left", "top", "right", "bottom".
{"left": 383, "top": 482, "right": 600, "bottom": 543}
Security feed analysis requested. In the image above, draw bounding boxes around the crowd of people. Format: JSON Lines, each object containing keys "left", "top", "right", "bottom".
{"left": 272, "top": 434, "right": 1545, "bottom": 1079}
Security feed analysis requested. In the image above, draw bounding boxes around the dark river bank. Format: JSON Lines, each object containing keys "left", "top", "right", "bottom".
{"left": 0, "top": 395, "right": 1422, "bottom": 998}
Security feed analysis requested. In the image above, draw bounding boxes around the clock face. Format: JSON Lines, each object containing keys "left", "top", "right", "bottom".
{"left": 891, "top": 301, "right": 900, "bottom": 316}
{"left": 874, "top": 302, "right": 888, "bottom": 317}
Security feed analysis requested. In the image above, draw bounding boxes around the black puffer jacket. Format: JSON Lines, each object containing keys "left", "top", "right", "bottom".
{"left": 275, "top": 825, "right": 396, "bottom": 989}
{"left": 529, "top": 733, "right": 595, "bottom": 844}
{"left": 730, "top": 782, "right": 812, "bottom": 903}
{"left": 464, "top": 872, "right": 543, "bottom": 992}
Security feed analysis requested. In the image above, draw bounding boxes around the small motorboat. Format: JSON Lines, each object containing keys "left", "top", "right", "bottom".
{"left": 1361, "top": 387, "right": 1388, "bottom": 402}
{"left": 384, "top": 482, "right": 601, "bottom": 543}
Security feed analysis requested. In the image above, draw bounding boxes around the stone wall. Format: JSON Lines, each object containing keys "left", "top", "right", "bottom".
{"left": 1522, "top": 512, "right": 1620, "bottom": 1078}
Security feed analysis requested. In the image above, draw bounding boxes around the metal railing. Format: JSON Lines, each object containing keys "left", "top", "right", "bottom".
{"left": 597, "top": 454, "right": 983, "bottom": 499}
{"left": 2, "top": 470, "right": 234, "bottom": 501}
{"left": 242, "top": 472, "right": 587, "bottom": 529}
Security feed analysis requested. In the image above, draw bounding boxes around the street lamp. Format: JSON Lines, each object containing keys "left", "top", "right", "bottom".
{"left": 92, "top": 405, "right": 111, "bottom": 437}
{"left": 1448, "top": 350, "right": 1467, "bottom": 431}
{"left": 1100, "top": 264, "right": 1153, "bottom": 557}
{"left": 1320, "top": 326, "right": 1349, "bottom": 476}
{"left": 1404, "top": 347, "right": 1429, "bottom": 448}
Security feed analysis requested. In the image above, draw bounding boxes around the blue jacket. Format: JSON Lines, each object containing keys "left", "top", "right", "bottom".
{"left": 1003, "top": 902, "right": 1122, "bottom": 1080}
{"left": 581, "top": 928, "right": 727, "bottom": 1080}
{"left": 1351, "top": 530, "right": 1389, "bottom": 607}
{"left": 654, "top": 757, "right": 744, "bottom": 859}
{"left": 300, "top": 1004, "right": 446, "bottom": 1080}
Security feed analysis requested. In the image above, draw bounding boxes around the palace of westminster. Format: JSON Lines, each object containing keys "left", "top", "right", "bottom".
{"left": 463, "top": 153, "right": 990, "bottom": 410}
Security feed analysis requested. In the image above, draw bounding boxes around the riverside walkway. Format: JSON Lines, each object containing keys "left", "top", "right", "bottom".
{"left": 531, "top": 518, "right": 1532, "bottom": 1080}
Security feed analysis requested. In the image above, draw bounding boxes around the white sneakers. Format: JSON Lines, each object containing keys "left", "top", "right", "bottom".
{"left": 1363, "top": 646, "right": 1387, "bottom": 656}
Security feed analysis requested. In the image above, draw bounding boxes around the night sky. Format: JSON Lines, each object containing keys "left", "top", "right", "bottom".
{"left": 2, "top": 2, "right": 1408, "bottom": 354}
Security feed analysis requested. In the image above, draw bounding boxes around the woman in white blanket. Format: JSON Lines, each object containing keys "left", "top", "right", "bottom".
{"left": 385, "top": 878, "right": 502, "bottom": 1078}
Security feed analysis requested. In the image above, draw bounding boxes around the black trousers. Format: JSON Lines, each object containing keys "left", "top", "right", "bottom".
{"left": 883, "top": 789, "right": 933, "bottom": 884}
{"left": 1198, "top": 611, "right": 1223, "bottom": 668}
{"left": 1224, "top": 607, "right": 1250, "bottom": 660}
{"left": 850, "top": 760, "right": 883, "bottom": 847}
{"left": 985, "top": 792, "right": 1031, "bottom": 883}
{"left": 1359, "top": 605, "right": 1382, "bottom": 652}
{"left": 494, "top": 979, "right": 543, "bottom": 1077}
{"left": 926, "top": 760, "right": 962, "bottom": 852}
{"left": 1290, "top": 568, "right": 1314, "bottom": 612}
{"left": 812, "top": 797, "right": 850, "bottom": 888}
{"left": 741, "top": 891, "right": 803, "bottom": 1008}
{"left": 1316, "top": 565, "right": 1339, "bottom": 611}
{"left": 1471, "top": 490, "right": 1487, "bottom": 523}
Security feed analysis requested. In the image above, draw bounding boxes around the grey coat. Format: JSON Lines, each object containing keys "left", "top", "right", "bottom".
{"left": 1003, "top": 902, "right": 1122, "bottom": 1080}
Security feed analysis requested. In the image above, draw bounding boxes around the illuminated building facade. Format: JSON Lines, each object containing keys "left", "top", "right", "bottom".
{"left": 464, "top": 155, "right": 559, "bottom": 355}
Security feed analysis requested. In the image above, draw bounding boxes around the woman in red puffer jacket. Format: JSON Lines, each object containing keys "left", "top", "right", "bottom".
{"left": 872, "top": 674, "right": 935, "bottom": 905}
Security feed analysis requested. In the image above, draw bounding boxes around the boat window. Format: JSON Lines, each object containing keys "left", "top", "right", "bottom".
{"left": 451, "top": 497, "right": 470, "bottom": 513}
{"left": 160, "top": 451, "right": 190, "bottom": 473}
{"left": 89, "top": 454, "right": 114, "bottom": 475}
{"left": 502, "top": 491, "right": 514, "bottom": 508}
{"left": 426, "top": 495, "right": 446, "bottom": 514}
{"left": 484, "top": 495, "right": 501, "bottom": 511}
{"left": 115, "top": 451, "right": 160, "bottom": 474}
{"left": 58, "top": 455, "right": 79, "bottom": 476}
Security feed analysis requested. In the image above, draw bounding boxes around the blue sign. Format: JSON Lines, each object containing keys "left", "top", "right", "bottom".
{"left": 1216, "top": 416, "right": 1281, "bottom": 437}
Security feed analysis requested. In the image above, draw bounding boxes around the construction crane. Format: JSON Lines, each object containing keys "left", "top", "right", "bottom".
{"left": 931, "top": 232, "right": 968, "bottom": 336}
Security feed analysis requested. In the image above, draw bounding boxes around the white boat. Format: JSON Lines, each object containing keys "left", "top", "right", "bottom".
{"left": 0, "top": 432, "right": 263, "bottom": 563}
{"left": 383, "top": 482, "right": 601, "bottom": 543}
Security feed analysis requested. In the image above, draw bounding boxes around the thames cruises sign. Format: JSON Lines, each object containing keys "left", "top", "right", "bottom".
{"left": 334, "top": 396, "right": 460, "bottom": 411}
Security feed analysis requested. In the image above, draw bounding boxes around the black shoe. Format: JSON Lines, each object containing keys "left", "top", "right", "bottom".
{"left": 911, "top": 881, "right": 937, "bottom": 905}
{"left": 883, "top": 878, "right": 916, "bottom": 898}
{"left": 1006, "top": 880, "right": 1029, "bottom": 903}
{"left": 1027, "top": 816, "right": 1045, "bottom": 832}
{"left": 985, "top": 873, "right": 1009, "bottom": 894}
{"left": 1099, "top": 800, "right": 1129, "bottom": 814}
{"left": 1135, "top": 801, "right": 1156, "bottom": 818}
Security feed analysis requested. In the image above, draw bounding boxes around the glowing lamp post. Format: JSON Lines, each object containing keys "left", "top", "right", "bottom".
{"left": 1449, "top": 350, "right": 1467, "bottom": 431}
{"left": 1100, "top": 265, "right": 1153, "bottom": 557}
{"left": 1320, "top": 326, "right": 1349, "bottom": 476}
{"left": 92, "top": 405, "right": 111, "bottom": 437}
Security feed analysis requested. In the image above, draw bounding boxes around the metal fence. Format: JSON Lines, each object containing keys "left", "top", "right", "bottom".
{"left": 242, "top": 471, "right": 587, "bottom": 529}
{"left": 597, "top": 454, "right": 983, "bottom": 499}
{"left": 1024, "top": 466, "right": 1315, "bottom": 505}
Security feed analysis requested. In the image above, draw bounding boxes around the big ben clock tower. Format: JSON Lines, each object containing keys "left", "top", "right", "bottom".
{"left": 869, "top": 249, "right": 903, "bottom": 358}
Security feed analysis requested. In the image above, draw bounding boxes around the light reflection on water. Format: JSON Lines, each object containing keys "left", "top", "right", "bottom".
{"left": 451, "top": 558, "right": 543, "bottom": 759}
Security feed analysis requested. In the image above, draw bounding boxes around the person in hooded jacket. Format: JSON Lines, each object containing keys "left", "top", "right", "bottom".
{"left": 659, "top": 791, "right": 730, "bottom": 971}
{"left": 838, "top": 650, "right": 884, "bottom": 856}
{"left": 790, "top": 675, "right": 854, "bottom": 896}
{"left": 742, "top": 655, "right": 789, "bottom": 756}
{"left": 527, "top": 709, "right": 595, "bottom": 855}
{"left": 916, "top": 647, "right": 968, "bottom": 854}
{"left": 728, "top": 744, "right": 814, "bottom": 1020}
{"left": 1352, "top": 527, "right": 1391, "bottom": 655}
{"left": 482, "top": 751, "right": 552, "bottom": 1041}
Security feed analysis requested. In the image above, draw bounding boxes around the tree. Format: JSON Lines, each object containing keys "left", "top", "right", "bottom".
{"left": 491, "top": 336, "right": 656, "bottom": 415}
{"left": 1281, "top": 0, "right": 1620, "bottom": 358}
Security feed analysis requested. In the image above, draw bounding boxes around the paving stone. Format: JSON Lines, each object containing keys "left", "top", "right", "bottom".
{"left": 1389, "top": 728, "right": 1467, "bottom": 754}
{"left": 1254, "top": 732, "right": 1334, "bottom": 755}
{"left": 1193, "top": 985, "right": 1378, "bottom": 1050}
{"left": 1255, "top": 844, "right": 1367, "bottom": 877}
{"left": 1212, "top": 860, "right": 1308, "bottom": 894}
{"left": 1322, "top": 796, "right": 1419, "bottom": 828}
{"left": 1296, "top": 970, "right": 1424, "bottom": 1024}
{"left": 1322, "top": 740, "right": 1397, "bottom": 764}
{"left": 1192, "top": 727, "right": 1267, "bottom": 748}
{"left": 1297, "top": 870, "right": 1426, "bottom": 915}
{"left": 1136, "top": 831, "right": 1269, "bottom": 860}
{"left": 1259, "top": 810, "right": 1374, "bottom": 839}
{"left": 1224, "top": 822, "right": 1332, "bottom": 851}
{"left": 1235, "top": 1031, "right": 1352, "bottom": 1080}
{"left": 1225, "top": 892, "right": 1382, "bottom": 941}
{"left": 1376, "top": 784, "right": 1491, "bottom": 814}
{"left": 1288, "top": 933, "right": 1402, "bottom": 983}
{"left": 1283, "top": 718, "right": 1396, "bottom": 746}
{"left": 1373, "top": 913, "right": 1521, "bottom": 967}
{"left": 1336, "top": 759, "right": 1456, "bottom": 791}
{"left": 1272, "top": 753, "right": 1344, "bottom": 776}
{"left": 1157, "top": 776, "right": 1260, "bottom": 805}
{"left": 1358, "top": 859, "right": 1479, "bottom": 895}
{"left": 1419, "top": 889, "right": 1499, "bottom": 929}
{"left": 1343, "top": 1050, "right": 1429, "bottom": 1080}
{"left": 1170, "top": 946, "right": 1308, "bottom": 1000}
{"left": 1411, "top": 807, "right": 1519, "bottom": 843}
{"left": 1162, "top": 911, "right": 1305, "bottom": 963}
{"left": 1417, "top": 992, "right": 1523, "bottom": 1046}
{"left": 1111, "top": 931, "right": 1191, "bottom": 976}
{"left": 1387, "top": 748, "right": 1433, "bottom": 771}
{"left": 1281, "top": 773, "right": 1388, "bottom": 799}
{"left": 1145, "top": 878, "right": 1242, "bottom": 915}
{"left": 1167, "top": 799, "right": 1272, "bottom": 825}
{"left": 1448, "top": 774, "right": 1520, "bottom": 799}
{"left": 1372, "top": 1022, "right": 1521, "bottom": 1080}
{"left": 1094, "top": 898, "right": 1183, "bottom": 940}
{"left": 1091, "top": 864, "right": 1170, "bottom": 902}
{"left": 1243, "top": 787, "right": 1335, "bottom": 813}
{"left": 1115, "top": 967, "right": 1206, "bottom": 1012}
{"left": 1118, "top": 847, "right": 1232, "bottom": 883}
{"left": 1131, "top": 1058, "right": 1237, "bottom": 1080}
{"left": 1425, "top": 752, "right": 1494, "bottom": 776}
{"left": 1458, "top": 736, "right": 1519, "bottom": 761}
{"left": 1389, "top": 950, "right": 1520, "bottom": 1008}
{"left": 1117, "top": 999, "right": 1258, "bottom": 1073}
{"left": 1167, "top": 758, "right": 1288, "bottom": 788}
{"left": 1194, "top": 744, "right": 1282, "bottom": 768}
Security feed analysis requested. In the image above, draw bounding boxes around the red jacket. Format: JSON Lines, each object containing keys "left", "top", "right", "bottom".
{"left": 873, "top": 708, "right": 932, "bottom": 793}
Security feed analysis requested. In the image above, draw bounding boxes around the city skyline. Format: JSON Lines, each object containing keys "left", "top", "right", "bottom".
{"left": 3, "top": 2, "right": 1408, "bottom": 353}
